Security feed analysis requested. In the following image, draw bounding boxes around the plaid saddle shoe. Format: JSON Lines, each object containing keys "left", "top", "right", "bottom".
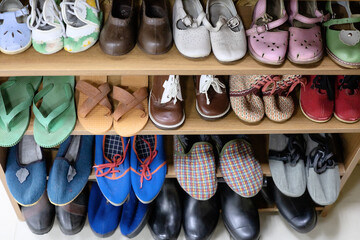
{"left": 216, "top": 136, "right": 263, "bottom": 197}
{"left": 174, "top": 135, "right": 217, "bottom": 200}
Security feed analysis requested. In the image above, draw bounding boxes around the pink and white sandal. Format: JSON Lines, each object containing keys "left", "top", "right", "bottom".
{"left": 287, "top": 0, "right": 330, "bottom": 64}
{"left": 246, "top": 0, "right": 289, "bottom": 65}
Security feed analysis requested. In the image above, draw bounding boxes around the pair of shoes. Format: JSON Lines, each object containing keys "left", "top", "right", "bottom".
{"left": 0, "top": 76, "right": 76, "bottom": 148}
{"left": 247, "top": 0, "right": 329, "bottom": 65}
{"left": 22, "top": 188, "right": 89, "bottom": 235}
{"left": 301, "top": 75, "right": 360, "bottom": 123}
{"left": 148, "top": 179, "right": 260, "bottom": 240}
{"left": 324, "top": 1, "right": 360, "bottom": 68}
{"left": 230, "top": 75, "right": 305, "bottom": 123}
{"left": 149, "top": 75, "right": 230, "bottom": 129}
{"left": 27, "top": 0, "right": 102, "bottom": 54}
{"left": 94, "top": 135, "right": 166, "bottom": 205}
{"left": 88, "top": 182, "right": 150, "bottom": 238}
{"left": 6, "top": 135, "right": 94, "bottom": 206}
{"left": 100, "top": 0, "right": 172, "bottom": 55}
{"left": 174, "top": 135, "right": 262, "bottom": 200}
{"left": 262, "top": 177, "right": 317, "bottom": 233}
{"left": 76, "top": 77, "right": 149, "bottom": 136}
{"left": 0, "top": 0, "right": 31, "bottom": 54}
{"left": 173, "top": 0, "right": 246, "bottom": 62}
{"left": 268, "top": 134, "right": 341, "bottom": 205}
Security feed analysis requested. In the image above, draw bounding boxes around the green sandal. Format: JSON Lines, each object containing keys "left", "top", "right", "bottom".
{"left": 0, "top": 76, "right": 42, "bottom": 147}
{"left": 33, "top": 76, "right": 76, "bottom": 148}
{"left": 324, "top": 1, "right": 360, "bottom": 68}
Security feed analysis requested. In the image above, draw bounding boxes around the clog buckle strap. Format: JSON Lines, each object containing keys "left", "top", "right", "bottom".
{"left": 180, "top": 11, "right": 206, "bottom": 28}
{"left": 246, "top": 11, "right": 288, "bottom": 36}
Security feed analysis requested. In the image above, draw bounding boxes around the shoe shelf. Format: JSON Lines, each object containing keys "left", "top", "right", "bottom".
{"left": 0, "top": 6, "right": 359, "bottom": 77}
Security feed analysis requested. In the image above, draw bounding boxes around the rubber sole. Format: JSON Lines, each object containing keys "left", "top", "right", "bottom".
{"left": 334, "top": 113, "right": 360, "bottom": 124}
{"left": 0, "top": 40, "right": 31, "bottom": 55}
{"left": 299, "top": 98, "right": 332, "bottom": 123}
{"left": 326, "top": 47, "right": 360, "bottom": 69}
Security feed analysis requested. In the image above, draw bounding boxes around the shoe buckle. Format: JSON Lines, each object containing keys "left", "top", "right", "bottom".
{"left": 227, "top": 16, "right": 240, "bottom": 29}
{"left": 182, "top": 15, "right": 194, "bottom": 27}
{"left": 256, "top": 24, "right": 269, "bottom": 34}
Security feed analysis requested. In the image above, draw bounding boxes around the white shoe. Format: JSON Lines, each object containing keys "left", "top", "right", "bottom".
{"left": 173, "top": 0, "right": 211, "bottom": 58}
{"left": 204, "top": 0, "right": 247, "bottom": 63}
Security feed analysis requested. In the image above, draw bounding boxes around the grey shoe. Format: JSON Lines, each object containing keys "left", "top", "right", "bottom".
{"left": 305, "top": 134, "right": 340, "bottom": 205}
{"left": 268, "top": 134, "right": 307, "bottom": 197}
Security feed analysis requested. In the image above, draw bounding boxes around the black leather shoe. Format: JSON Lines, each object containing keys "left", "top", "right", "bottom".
{"left": 148, "top": 179, "right": 182, "bottom": 240}
{"left": 22, "top": 191, "right": 55, "bottom": 235}
{"left": 220, "top": 183, "right": 260, "bottom": 240}
{"left": 56, "top": 187, "right": 89, "bottom": 235}
{"left": 183, "top": 192, "right": 220, "bottom": 240}
{"left": 262, "top": 178, "right": 317, "bottom": 233}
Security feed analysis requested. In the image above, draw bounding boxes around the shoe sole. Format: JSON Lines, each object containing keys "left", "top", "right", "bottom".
{"left": 148, "top": 91, "right": 185, "bottom": 130}
{"left": 0, "top": 40, "right": 31, "bottom": 55}
{"left": 334, "top": 113, "right": 360, "bottom": 124}
{"left": 326, "top": 47, "right": 360, "bottom": 69}
{"left": 287, "top": 51, "right": 324, "bottom": 65}
{"left": 299, "top": 94, "right": 332, "bottom": 123}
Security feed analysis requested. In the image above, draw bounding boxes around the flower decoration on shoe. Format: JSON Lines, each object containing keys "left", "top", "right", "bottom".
{"left": 130, "top": 135, "right": 167, "bottom": 204}
{"left": 94, "top": 135, "right": 131, "bottom": 206}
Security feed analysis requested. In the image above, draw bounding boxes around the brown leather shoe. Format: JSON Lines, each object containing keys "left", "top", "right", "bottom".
{"left": 194, "top": 75, "right": 230, "bottom": 120}
{"left": 100, "top": 0, "right": 137, "bottom": 56}
{"left": 137, "top": 0, "right": 173, "bottom": 55}
{"left": 149, "top": 75, "right": 185, "bottom": 129}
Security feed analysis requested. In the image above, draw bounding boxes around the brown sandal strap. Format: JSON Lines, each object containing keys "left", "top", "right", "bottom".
{"left": 76, "top": 80, "right": 112, "bottom": 118}
{"left": 112, "top": 86, "right": 148, "bottom": 121}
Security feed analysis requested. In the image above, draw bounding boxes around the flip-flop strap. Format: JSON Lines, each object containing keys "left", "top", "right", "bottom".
{"left": 112, "top": 86, "right": 148, "bottom": 121}
{"left": 323, "top": 17, "right": 360, "bottom": 27}
{"left": 75, "top": 80, "right": 112, "bottom": 118}
{"left": 32, "top": 83, "right": 73, "bottom": 133}
{"left": 0, "top": 81, "right": 34, "bottom": 132}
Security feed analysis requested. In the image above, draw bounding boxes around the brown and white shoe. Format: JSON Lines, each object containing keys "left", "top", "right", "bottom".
{"left": 194, "top": 75, "right": 230, "bottom": 120}
{"left": 149, "top": 75, "right": 185, "bottom": 129}
{"left": 229, "top": 75, "right": 266, "bottom": 124}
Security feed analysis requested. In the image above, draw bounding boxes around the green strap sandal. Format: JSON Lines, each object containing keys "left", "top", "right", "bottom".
{"left": 0, "top": 76, "right": 42, "bottom": 147}
{"left": 323, "top": 1, "right": 360, "bottom": 68}
{"left": 33, "top": 76, "right": 76, "bottom": 148}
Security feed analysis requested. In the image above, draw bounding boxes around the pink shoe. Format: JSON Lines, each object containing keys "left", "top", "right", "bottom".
{"left": 287, "top": 0, "right": 330, "bottom": 64}
{"left": 246, "top": 0, "right": 289, "bottom": 65}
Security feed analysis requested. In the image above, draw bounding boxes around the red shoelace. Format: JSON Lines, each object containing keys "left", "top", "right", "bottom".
{"left": 138, "top": 137, "right": 158, "bottom": 189}
{"left": 253, "top": 75, "right": 281, "bottom": 95}
{"left": 94, "top": 140, "right": 130, "bottom": 177}
{"left": 279, "top": 76, "right": 307, "bottom": 96}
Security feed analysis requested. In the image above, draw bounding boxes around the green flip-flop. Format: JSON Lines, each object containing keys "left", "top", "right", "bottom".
{"left": 0, "top": 76, "right": 42, "bottom": 147}
{"left": 33, "top": 76, "right": 76, "bottom": 148}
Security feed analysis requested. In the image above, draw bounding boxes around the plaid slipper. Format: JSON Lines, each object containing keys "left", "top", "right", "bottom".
{"left": 174, "top": 135, "right": 217, "bottom": 200}
{"left": 218, "top": 138, "right": 263, "bottom": 198}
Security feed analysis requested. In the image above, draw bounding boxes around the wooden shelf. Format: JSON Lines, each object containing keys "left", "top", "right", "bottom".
{"left": 0, "top": 6, "right": 358, "bottom": 77}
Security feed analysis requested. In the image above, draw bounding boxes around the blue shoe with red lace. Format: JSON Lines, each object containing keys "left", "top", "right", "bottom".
{"left": 130, "top": 135, "right": 167, "bottom": 203}
{"left": 94, "top": 135, "right": 131, "bottom": 206}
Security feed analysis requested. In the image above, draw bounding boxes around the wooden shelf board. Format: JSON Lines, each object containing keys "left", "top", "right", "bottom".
{"left": 0, "top": 5, "right": 358, "bottom": 76}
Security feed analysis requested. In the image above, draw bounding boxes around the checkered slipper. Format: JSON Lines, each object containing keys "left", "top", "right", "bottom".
{"left": 174, "top": 135, "right": 217, "bottom": 200}
{"left": 229, "top": 75, "right": 265, "bottom": 123}
{"left": 218, "top": 138, "right": 263, "bottom": 198}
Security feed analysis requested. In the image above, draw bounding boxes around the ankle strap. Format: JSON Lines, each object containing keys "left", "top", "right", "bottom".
{"left": 246, "top": 12, "right": 288, "bottom": 36}
{"left": 323, "top": 16, "right": 360, "bottom": 27}
{"left": 292, "top": 10, "right": 330, "bottom": 25}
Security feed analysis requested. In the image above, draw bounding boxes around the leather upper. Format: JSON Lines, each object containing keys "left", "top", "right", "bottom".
{"left": 137, "top": 0, "right": 173, "bottom": 55}
{"left": 335, "top": 75, "right": 360, "bottom": 122}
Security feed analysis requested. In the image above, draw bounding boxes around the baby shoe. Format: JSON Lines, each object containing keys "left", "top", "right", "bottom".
{"left": 300, "top": 75, "right": 335, "bottom": 122}
{"left": 323, "top": 1, "right": 360, "bottom": 68}
{"left": 334, "top": 75, "right": 360, "bottom": 123}
{"left": 173, "top": 0, "right": 211, "bottom": 58}
{"left": 27, "top": 0, "right": 65, "bottom": 54}
{"left": 246, "top": 0, "right": 289, "bottom": 65}
{"left": 287, "top": 0, "right": 330, "bottom": 64}
{"left": 0, "top": 0, "right": 31, "bottom": 54}
{"left": 204, "top": 0, "right": 247, "bottom": 63}
{"left": 61, "top": 0, "right": 102, "bottom": 53}
{"left": 130, "top": 135, "right": 167, "bottom": 204}
{"left": 262, "top": 75, "right": 300, "bottom": 122}
{"left": 194, "top": 75, "right": 230, "bottom": 120}
{"left": 229, "top": 75, "right": 266, "bottom": 124}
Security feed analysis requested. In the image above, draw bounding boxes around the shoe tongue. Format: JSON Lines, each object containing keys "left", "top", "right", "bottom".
{"left": 42, "top": 0, "right": 61, "bottom": 27}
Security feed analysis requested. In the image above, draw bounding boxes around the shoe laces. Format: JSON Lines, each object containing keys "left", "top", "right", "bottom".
{"left": 94, "top": 140, "right": 130, "bottom": 177}
{"left": 278, "top": 75, "right": 307, "bottom": 97}
{"left": 311, "top": 75, "right": 335, "bottom": 100}
{"left": 256, "top": 75, "right": 281, "bottom": 95}
{"left": 284, "top": 135, "right": 305, "bottom": 167}
{"left": 138, "top": 137, "right": 158, "bottom": 189}
{"left": 161, "top": 75, "right": 183, "bottom": 104}
{"left": 199, "top": 75, "right": 225, "bottom": 105}
{"left": 338, "top": 76, "right": 359, "bottom": 96}
{"left": 307, "top": 135, "right": 336, "bottom": 174}
{"left": 27, "top": 0, "right": 66, "bottom": 37}
{"left": 60, "top": 0, "right": 100, "bottom": 22}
